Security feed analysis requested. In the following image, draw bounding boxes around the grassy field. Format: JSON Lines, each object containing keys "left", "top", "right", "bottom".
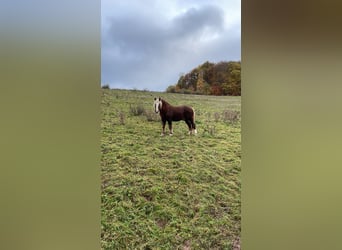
{"left": 101, "top": 89, "right": 241, "bottom": 249}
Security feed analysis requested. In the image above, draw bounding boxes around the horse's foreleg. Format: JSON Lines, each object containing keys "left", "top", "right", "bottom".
{"left": 161, "top": 120, "right": 166, "bottom": 136}
{"left": 168, "top": 121, "right": 173, "bottom": 135}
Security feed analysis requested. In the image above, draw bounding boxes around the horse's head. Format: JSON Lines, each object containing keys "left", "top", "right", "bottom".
{"left": 153, "top": 97, "right": 162, "bottom": 113}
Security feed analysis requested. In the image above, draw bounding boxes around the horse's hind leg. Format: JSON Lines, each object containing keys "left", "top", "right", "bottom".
{"left": 192, "top": 120, "right": 197, "bottom": 134}
{"left": 168, "top": 121, "right": 173, "bottom": 135}
{"left": 185, "top": 120, "right": 192, "bottom": 135}
{"left": 190, "top": 118, "right": 197, "bottom": 135}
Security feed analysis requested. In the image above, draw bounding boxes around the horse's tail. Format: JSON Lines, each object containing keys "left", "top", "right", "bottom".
{"left": 192, "top": 108, "right": 195, "bottom": 123}
{"left": 192, "top": 107, "right": 197, "bottom": 133}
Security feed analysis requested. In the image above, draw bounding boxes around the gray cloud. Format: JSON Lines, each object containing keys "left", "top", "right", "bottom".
{"left": 171, "top": 5, "right": 224, "bottom": 37}
{"left": 101, "top": 3, "right": 240, "bottom": 91}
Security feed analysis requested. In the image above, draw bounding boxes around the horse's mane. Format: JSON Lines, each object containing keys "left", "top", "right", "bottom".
{"left": 161, "top": 98, "right": 171, "bottom": 107}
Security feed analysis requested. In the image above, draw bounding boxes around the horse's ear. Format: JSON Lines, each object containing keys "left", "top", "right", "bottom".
{"left": 158, "top": 97, "right": 161, "bottom": 101}
{"left": 154, "top": 97, "right": 156, "bottom": 100}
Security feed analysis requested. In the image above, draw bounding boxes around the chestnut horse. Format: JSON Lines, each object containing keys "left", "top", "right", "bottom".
{"left": 153, "top": 97, "right": 197, "bottom": 136}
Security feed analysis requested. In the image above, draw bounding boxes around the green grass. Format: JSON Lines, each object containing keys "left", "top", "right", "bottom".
{"left": 101, "top": 89, "right": 241, "bottom": 249}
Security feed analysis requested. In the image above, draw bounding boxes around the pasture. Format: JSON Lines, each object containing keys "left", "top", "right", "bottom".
{"left": 101, "top": 89, "right": 241, "bottom": 249}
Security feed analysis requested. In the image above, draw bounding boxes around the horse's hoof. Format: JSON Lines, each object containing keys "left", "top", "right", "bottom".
{"left": 169, "top": 133, "right": 173, "bottom": 136}
{"left": 160, "top": 133, "right": 165, "bottom": 136}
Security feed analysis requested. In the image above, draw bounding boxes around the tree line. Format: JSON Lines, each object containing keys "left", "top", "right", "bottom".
{"left": 166, "top": 61, "right": 241, "bottom": 96}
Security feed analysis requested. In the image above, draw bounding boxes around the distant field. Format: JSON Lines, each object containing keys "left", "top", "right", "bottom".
{"left": 101, "top": 89, "right": 241, "bottom": 249}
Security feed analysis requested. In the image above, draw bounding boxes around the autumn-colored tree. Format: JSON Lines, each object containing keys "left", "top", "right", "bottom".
{"left": 166, "top": 60, "right": 241, "bottom": 96}
{"left": 196, "top": 71, "right": 205, "bottom": 93}
{"left": 221, "top": 82, "right": 230, "bottom": 95}
{"left": 210, "top": 83, "right": 223, "bottom": 95}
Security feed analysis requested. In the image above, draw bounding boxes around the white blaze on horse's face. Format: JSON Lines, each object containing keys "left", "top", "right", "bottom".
{"left": 153, "top": 97, "right": 162, "bottom": 113}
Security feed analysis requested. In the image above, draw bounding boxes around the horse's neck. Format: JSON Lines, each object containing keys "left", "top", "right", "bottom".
{"left": 161, "top": 100, "right": 171, "bottom": 109}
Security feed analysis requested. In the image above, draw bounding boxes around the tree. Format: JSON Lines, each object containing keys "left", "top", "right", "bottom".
{"left": 166, "top": 85, "right": 176, "bottom": 93}
{"left": 196, "top": 71, "right": 206, "bottom": 94}
{"left": 167, "top": 60, "right": 241, "bottom": 96}
{"left": 210, "top": 83, "right": 223, "bottom": 95}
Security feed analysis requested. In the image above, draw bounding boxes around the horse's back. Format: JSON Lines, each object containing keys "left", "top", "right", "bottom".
{"left": 164, "top": 105, "right": 192, "bottom": 121}
{"left": 183, "top": 105, "right": 194, "bottom": 115}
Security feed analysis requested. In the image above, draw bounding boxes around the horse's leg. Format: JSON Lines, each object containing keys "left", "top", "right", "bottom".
{"left": 161, "top": 120, "right": 166, "bottom": 136}
{"left": 185, "top": 120, "right": 192, "bottom": 135}
{"left": 191, "top": 118, "right": 197, "bottom": 134}
{"left": 168, "top": 120, "right": 173, "bottom": 135}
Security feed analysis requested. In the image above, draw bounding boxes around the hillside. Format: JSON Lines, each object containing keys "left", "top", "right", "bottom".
{"left": 101, "top": 89, "right": 241, "bottom": 249}
{"left": 166, "top": 61, "right": 241, "bottom": 96}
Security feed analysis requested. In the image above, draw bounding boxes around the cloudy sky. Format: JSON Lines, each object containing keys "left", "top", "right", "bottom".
{"left": 101, "top": 0, "right": 240, "bottom": 91}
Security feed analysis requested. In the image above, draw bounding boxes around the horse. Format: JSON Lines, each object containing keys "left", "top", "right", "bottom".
{"left": 153, "top": 97, "right": 197, "bottom": 136}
